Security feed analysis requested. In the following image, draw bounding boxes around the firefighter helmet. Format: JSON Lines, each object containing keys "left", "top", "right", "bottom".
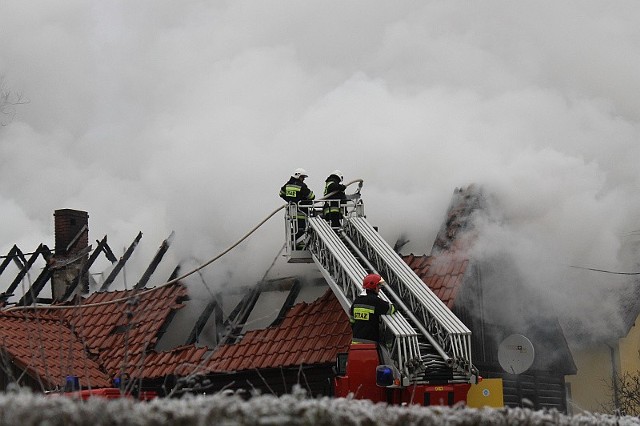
{"left": 331, "top": 170, "right": 343, "bottom": 182}
{"left": 362, "top": 273, "right": 385, "bottom": 290}
{"left": 293, "top": 168, "right": 308, "bottom": 179}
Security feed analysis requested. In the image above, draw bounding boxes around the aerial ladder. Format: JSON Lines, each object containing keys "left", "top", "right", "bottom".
{"left": 283, "top": 186, "right": 478, "bottom": 405}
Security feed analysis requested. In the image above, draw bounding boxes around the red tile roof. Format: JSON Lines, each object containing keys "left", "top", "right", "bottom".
{"left": 201, "top": 247, "right": 470, "bottom": 375}
{"left": 404, "top": 251, "right": 469, "bottom": 309}
{"left": 1, "top": 280, "right": 224, "bottom": 386}
{"left": 58, "top": 283, "right": 190, "bottom": 379}
{"left": 0, "top": 311, "right": 110, "bottom": 389}
{"left": 204, "top": 289, "right": 351, "bottom": 373}
{"left": 140, "top": 345, "right": 210, "bottom": 378}
{"left": 200, "top": 208, "right": 475, "bottom": 375}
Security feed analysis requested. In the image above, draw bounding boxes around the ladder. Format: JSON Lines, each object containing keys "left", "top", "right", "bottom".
{"left": 285, "top": 198, "right": 478, "bottom": 384}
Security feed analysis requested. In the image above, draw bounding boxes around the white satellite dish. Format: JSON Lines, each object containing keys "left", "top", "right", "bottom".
{"left": 498, "top": 334, "right": 535, "bottom": 374}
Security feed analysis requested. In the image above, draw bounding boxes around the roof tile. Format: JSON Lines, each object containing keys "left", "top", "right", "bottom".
{"left": 0, "top": 311, "right": 110, "bottom": 389}
{"left": 205, "top": 289, "right": 351, "bottom": 373}
{"left": 4, "top": 282, "right": 209, "bottom": 384}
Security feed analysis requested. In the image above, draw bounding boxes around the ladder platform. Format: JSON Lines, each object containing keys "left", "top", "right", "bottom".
{"left": 287, "top": 250, "right": 313, "bottom": 263}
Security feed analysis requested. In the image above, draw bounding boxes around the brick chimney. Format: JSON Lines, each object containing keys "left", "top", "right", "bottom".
{"left": 52, "top": 209, "right": 89, "bottom": 300}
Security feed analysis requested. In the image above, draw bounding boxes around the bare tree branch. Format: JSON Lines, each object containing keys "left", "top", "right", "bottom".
{"left": 601, "top": 370, "right": 640, "bottom": 416}
{"left": 1, "top": 77, "right": 29, "bottom": 126}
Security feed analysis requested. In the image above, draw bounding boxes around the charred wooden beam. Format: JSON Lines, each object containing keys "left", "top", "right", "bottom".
{"left": 2, "top": 244, "right": 49, "bottom": 302}
{"left": 218, "top": 285, "right": 262, "bottom": 345}
{"left": 18, "top": 264, "right": 53, "bottom": 306}
{"left": 0, "top": 245, "right": 26, "bottom": 277}
{"left": 59, "top": 236, "right": 111, "bottom": 301}
{"left": 134, "top": 231, "right": 174, "bottom": 290}
{"left": 65, "top": 224, "right": 88, "bottom": 254}
{"left": 270, "top": 280, "right": 302, "bottom": 327}
{"left": 185, "top": 295, "right": 223, "bottom": 346}
{"left": 101, "top": 239, "right": 118, "bottom": 263}
{"left": 99, "top": 232, "right": 143, "bottom": 292}
{"left": 0, "top": 246, "right": 29, "bottom": 303}
{"left": 0, "top": 246, "right": 24, "bottom": 302}
{"left": 168, "top": 265, "right": 181, "bottom": 281}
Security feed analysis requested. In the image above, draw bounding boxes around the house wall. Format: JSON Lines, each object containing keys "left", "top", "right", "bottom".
{"left": 566, "top": 314, "right": 640, "bottom": 415}
{"left": 480, "top": 370, "right": 567, "bottom": 412}
{"left": 618, "top": 313, "right": 640, "bottom": 373}
{"left": 456, "top": 262, "right": 576, "bottom": 413}
{"left": 565, "top": 343, "right": 616, "bottom": 414}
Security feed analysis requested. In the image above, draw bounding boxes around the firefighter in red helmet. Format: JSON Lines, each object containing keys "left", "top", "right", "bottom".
{"left": 349, "top": 273, "right": 396, "bottom": 344}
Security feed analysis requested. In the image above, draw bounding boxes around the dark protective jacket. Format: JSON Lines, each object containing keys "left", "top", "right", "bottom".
{"left": 279, "top": 177, "right": 315, "bottom": 204}
{"left": 349, "top": 290, "right": 396, "bottom": 343}
{"left": 322, "top": 175, "right": 346, "bottom": 217}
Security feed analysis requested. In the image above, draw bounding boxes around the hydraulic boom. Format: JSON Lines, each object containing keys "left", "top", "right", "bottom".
{"left": 284, "top": 195, "right": 478, "bottom": 386}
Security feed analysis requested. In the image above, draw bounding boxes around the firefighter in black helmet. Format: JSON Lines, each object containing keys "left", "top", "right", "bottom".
{"left": 280, "top": 168, "right": 315, "bottom": 249}
{"left": 322, "top": 170, "right": 346, "bottom": 228}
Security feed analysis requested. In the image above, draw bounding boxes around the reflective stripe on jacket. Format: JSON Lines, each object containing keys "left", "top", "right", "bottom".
{"left": 323, "top": 176, "right": 346, "bottom": 216}
{"left": 279, "top": 177, "right": 315, "bottom": 203}
{"left": 349, "top": 291, "right": 395, "bottom": 343}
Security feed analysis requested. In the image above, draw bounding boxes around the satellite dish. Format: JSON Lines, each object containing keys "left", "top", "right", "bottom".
{"left": 498, "top": 334, "right": 534, "bottom": 374}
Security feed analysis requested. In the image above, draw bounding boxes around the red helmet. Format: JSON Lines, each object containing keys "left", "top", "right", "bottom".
{"left": 362, "top": 273, "right": 385, "bottom": 290}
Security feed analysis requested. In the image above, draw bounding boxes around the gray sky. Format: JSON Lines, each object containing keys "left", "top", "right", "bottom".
{"left": 1, "top": 1, "right": 639, "bottom": 315}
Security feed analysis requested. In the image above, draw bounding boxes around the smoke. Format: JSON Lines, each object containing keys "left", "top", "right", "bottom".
{"left": 1, "top": 0, "right": 639, "bottom": 328}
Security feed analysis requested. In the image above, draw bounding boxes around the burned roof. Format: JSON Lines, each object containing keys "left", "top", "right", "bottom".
{"left": 432, "top": 184, "right": 486, "bottom": 255}
{"left": 205, "top": 289, "right": 351, "bottom": 372}
{"left": 56, "top": 283, "right": 190, "bottom": 378}
{"left": 0, "top": 311, "right": 110, "bottom": 389}
{"left": 0, "top": 281, "right": 208, "bottom": 389}
{"left": 403, "top": 252, "right": 469, "bottom": 309}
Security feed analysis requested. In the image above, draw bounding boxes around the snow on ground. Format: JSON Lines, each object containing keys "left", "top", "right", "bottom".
{"left": 0, "top": 387, "right": 638, "bottom": 426}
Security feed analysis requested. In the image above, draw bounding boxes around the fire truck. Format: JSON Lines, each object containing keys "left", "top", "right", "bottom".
{"left": 284, "top": 186, "right": 479, "bottom": 406}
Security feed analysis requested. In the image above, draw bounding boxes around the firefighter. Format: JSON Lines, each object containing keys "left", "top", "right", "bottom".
{"left": 279, "top": 168, "right": 315, "bottom": 249}
{"left": 349, "top": 273, "right": 396, "bottom": 344}
{"left": 322, "top": 170, "right": 346, "bottom": 228}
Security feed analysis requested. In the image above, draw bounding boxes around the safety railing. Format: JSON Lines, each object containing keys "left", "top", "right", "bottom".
{"left": 284, "top": 198, "right": 364, "bottom": 258}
